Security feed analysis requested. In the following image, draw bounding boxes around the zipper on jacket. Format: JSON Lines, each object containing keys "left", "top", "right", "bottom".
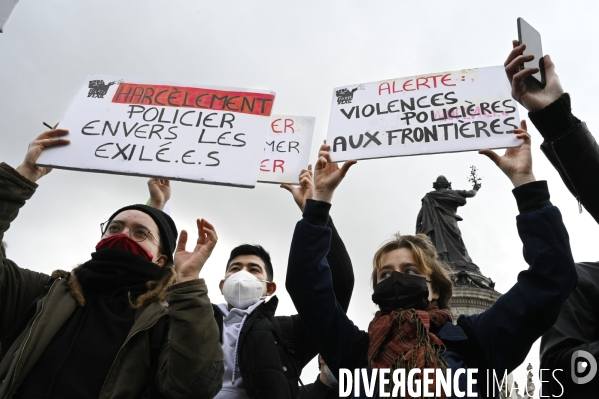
{"left": 551, "top": 142, "right": 583, "bottom": 214}
{"left": 3, "top": 280, "right": 58, "bottom": 399}
{"left": 98, "top": 311, "right": 165, "bottom": 397}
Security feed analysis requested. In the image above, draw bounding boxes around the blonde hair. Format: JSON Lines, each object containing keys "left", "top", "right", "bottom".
{"left": 51, "top": 265, "right": 177, "bottom": 309}
{"left": 371, "top": 233, "right": 453, "bottom": 309}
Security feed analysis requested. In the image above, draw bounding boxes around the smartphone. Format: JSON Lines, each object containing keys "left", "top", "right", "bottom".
{"left": 517, "top": 17, "right": 546, "bottom": 87}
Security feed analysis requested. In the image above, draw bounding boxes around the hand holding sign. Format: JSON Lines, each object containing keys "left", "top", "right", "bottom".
{"left": 148, "top": 179, "right": 171, "bottom": 211}
{"left": 505, "top": 40, "right": 564, "bottom": 112}
{"left": 16, "top": 129, "right": 70, "bottom": 183}
{"left": 313, "top": 144, "right": 357, "bottom": 204}
{"left": 479, "top": 120, "right": 535, "bottom": 187}
{"left": 280, "top": 165, "right": 314, "bottom": 212}
{"left": 175, "top": 218, "right": 218, "bottom": 283}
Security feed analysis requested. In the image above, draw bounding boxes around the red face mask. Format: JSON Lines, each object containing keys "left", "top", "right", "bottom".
{"left": 96, "top": 234, "right": 154, "bottom": 261}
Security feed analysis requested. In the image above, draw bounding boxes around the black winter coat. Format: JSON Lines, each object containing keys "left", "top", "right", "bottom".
{"left": 531, "top": 94, "right": 599, "bottom": 398}
{"left": 213, "top": 217, "right": 354, "bottom": 399}
{"left": 287, "top": 192, "right": 576, "bottom": 398}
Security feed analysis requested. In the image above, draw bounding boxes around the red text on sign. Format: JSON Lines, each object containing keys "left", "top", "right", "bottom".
{"left": 271, "top": 119, "right": 295, "bottom": 133}
{"left": 260, "top": 159, "right": 285, "bottom": 173}
{"left": 112, "top": 83, "right": 274, "bottom": 116}
{"left": 378, "top": 74, "right": 456, "bottom": 95}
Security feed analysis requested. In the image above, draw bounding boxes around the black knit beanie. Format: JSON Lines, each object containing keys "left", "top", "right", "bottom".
{"left": 107, "top": 205, "right": 178, "bottom": 265}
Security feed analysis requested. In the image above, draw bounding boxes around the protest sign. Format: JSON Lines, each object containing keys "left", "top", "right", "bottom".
{"left": 326, "top": 66, "right": 521, "bottom": 162}
{"left": 37, "top": 75, "right": 276, "bottom": 188}
{"left": 258, "top": 115, "right": 315, "bottom": 184}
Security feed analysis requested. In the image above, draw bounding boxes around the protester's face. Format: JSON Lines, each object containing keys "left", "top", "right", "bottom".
{"left": 103, "top": 210, "right": 166, "bottom": 266}
{"left": 219, "top": 254, "right": 276, "bottom": 296}
{"left": 376, "top": 248, "right": 438, "bottom": 301}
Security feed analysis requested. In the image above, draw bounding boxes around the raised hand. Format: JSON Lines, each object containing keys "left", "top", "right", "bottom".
{"left": 280, "top": 165, "right": 314, "bottom": 212}
{"left": 148, "top": 179, "right": 171, "bottom": 210}
{"left": 313, "top": 143, "right": 357, "bottom": 204}
{"left": 479, "top": 120, "right": 535, "bottom": 187}
{"left": 174, "top": 218, "right": 217, "bottom": 282}
{"left": 16, "top": 128, "right": 70, "bottom": 183}
{"left": 504, "top": 40, "right": 564, "bottom": 112}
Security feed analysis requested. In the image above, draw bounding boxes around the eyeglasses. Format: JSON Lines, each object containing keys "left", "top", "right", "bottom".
{"left": 100, "top": 220, "right": 160, "bottom": 247}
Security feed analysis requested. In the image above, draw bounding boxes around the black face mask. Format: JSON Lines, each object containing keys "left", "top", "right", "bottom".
{"left": 372, "top": 271, "right": 430, "bottom": 312}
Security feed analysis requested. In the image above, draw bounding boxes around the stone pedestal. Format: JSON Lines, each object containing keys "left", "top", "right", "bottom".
{"left": 450, "top": 285, "right": 502, "bottom": 320}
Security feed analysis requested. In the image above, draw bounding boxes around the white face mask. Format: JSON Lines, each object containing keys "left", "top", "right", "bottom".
{"left": 222, "top": 270, "right": 269, "bottom": 309}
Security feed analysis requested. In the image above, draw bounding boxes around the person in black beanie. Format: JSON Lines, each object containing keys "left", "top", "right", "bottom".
{"left": 505, "top": 40, "right": 598, "bottom": 398}
{"left": 0, "top": 130, "right": 224, "bottom": 398}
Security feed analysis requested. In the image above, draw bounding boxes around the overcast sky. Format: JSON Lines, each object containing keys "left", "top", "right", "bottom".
{"left": 1, "top": 1, "right": 598, "bottom": 396}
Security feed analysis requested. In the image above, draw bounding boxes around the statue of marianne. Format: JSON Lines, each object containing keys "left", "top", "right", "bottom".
{"left": 416, "top": 175, "right": 481, "bottom": 271}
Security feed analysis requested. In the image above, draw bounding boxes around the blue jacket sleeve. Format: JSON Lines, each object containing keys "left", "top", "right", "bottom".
{"left": 457, "top": 180, "right": 577, "bottom": 374}
{"left": 286, "top": 200, "right": 366, "bottom": 378}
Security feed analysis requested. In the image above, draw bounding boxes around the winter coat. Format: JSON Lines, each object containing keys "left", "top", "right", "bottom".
{"left": 299, "top": 376, "right": 338, "bottom": 399}
{"left": 530, "top": 93, "right": 599, "bottom": 223}
{"left": 212, "top": 217, "right": 355, "bottom": 399}
{"left": 0, "top": 162, "right": 224, "bottom": 399}
{"left": 286, "top": 183, "right": 577, "bottom": 398}
{"left": 530, "top": 94, "right": 599, "bottom": 398}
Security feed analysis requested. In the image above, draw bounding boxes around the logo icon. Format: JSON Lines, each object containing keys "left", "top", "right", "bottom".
{"left": 571, "top": 350, "right": 597, "bottom": 384}
{"left": 335, "top": 84, "right": 365, "bottom": 105}
{"left": 87, "top": 80, "right": 120, "bottom": 99}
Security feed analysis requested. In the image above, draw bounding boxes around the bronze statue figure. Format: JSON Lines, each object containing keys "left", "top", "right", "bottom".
{"left": 416, "top": 175, "right": 481, "bottom": 273}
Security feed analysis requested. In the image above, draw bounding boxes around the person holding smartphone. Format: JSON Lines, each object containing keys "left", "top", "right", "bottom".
{"left": 505, "top": 40, "right": 599, "bottom": 397}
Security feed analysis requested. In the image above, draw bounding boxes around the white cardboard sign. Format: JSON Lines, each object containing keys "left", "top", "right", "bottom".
{"left": 37, "top": 75, "right": 276, "bottom": 188}
{"left": 258, "top": 115, "right": 315, "bottom": 184}
{"left": 327, "top": 66, "right": 521, "bottom": 161}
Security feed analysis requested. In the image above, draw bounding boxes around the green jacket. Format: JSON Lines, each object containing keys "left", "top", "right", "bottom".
{"left": 0, "top": 163, "right": 224, "bottom": 398}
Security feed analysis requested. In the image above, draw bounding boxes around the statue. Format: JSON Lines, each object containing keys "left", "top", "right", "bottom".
{"left": 525, "top": 364, "right": 535, "bottom": 399}
{"left": 416, "top": 168, "right": 481, "bottom": 273}
{"left": 499, "top": 365, "right": 536, "bottom": 399}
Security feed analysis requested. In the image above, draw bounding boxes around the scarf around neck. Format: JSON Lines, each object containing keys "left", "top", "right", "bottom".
{"left": 15, "top": 248, "right": 164, "bottom": 398}
{"left": 367, "top": 302, "right": 453, "bottom": 397}
{"left": 77, "top": 248, "right": 163, "bottom": 296}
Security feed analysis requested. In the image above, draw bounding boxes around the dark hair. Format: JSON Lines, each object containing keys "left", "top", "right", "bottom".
{"left": 226, "top": 244, "right": 273, "bottom": 281}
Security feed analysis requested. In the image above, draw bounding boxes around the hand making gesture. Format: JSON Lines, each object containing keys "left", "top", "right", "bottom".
{"left": 479, "top": 120, "right": 535, "bottom": 187}
{"left": 280, "top": 165, "right": 315, "bottom": 212}
{"left": 174, "top": 219, "right": 218, "bottom": 282}
{"left": 148, "top": 179, "right": 171, "bottom": 211}
{"left": 313, "top": 143, "right": 357, "bottom": 204}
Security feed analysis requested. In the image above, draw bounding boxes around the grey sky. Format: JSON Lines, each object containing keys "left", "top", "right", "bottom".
{"left": 1, "top": 1, "right": 597, "bottom": 396}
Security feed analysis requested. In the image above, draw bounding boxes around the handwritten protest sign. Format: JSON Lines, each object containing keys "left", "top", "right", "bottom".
{"left": 327, "top": 66, "right": 520, "bottom": 162}
{"left": 258, "top": 115, "right": 315, "bottom": 184}
{"left": 37, "top": 75, "right": 276, "bottom": 188}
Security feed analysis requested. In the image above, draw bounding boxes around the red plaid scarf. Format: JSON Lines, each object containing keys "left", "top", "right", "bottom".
{"left": 367, "top": 302, "right": 453, "bottom": 398}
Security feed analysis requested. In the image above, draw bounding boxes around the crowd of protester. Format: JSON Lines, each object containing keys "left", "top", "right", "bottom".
{"left": 0, "top": 39, "right": 597, "bottom": 399}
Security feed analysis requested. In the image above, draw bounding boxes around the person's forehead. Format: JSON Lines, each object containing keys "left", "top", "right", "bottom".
{"left": 380, "top": 248, "right": 416, "bottom": 266}
{"left": 112, "top": 210, "right": 160, "bottom": 235}
{"left": 228, "top": 254, "right": 265, "bottom": 268}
